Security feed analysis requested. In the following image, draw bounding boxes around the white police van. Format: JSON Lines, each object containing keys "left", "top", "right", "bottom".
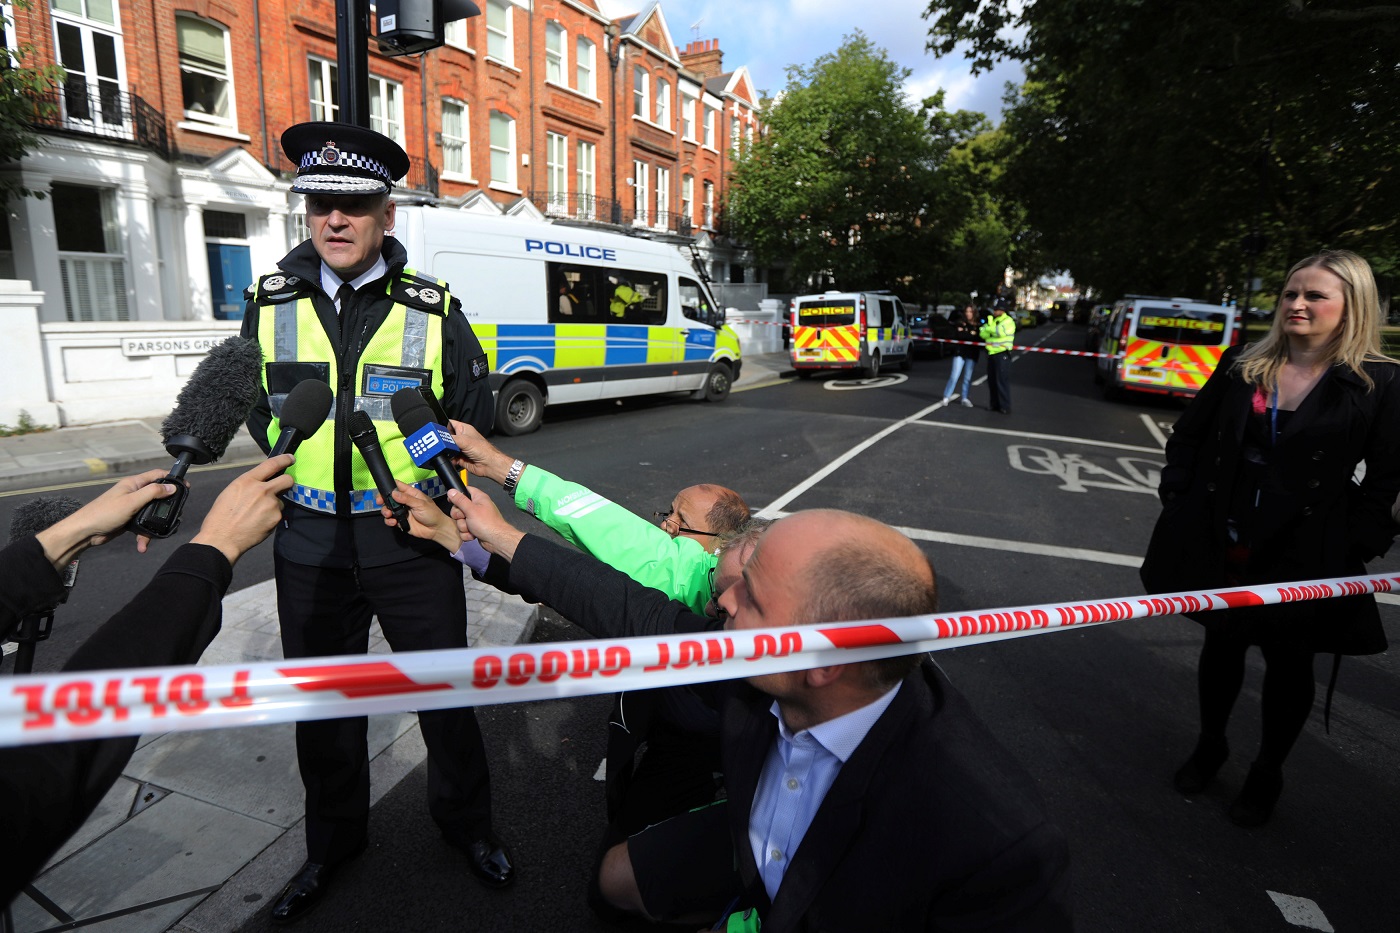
{"left": 393, "top": 205, "right": 742, "bottom": 435}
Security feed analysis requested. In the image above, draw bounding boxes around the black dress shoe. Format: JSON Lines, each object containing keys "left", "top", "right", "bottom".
{"left": 270, "top": 860, "right": 338, "bottom": 925}
{"left": 462, "top": 836, "right": 516, "bottom": 888}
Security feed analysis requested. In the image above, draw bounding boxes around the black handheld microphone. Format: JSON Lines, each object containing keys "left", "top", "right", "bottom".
{"left": 130, "top": 337, "right": 264, "bottom": 539}
{"left": 270, "top": 380, "right": 334, "bottom": 460}
{"left": 412, "top": 384, "right": 451, "bottom": 427}
{"left": 348, "top": 410, "right": 411, "bottom": 532}
{"left": 391, "top": 388, "right": 468, "bottom": 497}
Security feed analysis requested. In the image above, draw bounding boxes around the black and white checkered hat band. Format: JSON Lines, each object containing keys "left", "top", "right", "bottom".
{"left": 291, "top": 174, "right": 390, "bottom": 194}
{"left": 299, "top": 148, "right": 394, "bottom": 180}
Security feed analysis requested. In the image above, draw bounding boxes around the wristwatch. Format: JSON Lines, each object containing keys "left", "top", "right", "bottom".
{"left": 502, "top": 459, "right": 525, "bottom": 495}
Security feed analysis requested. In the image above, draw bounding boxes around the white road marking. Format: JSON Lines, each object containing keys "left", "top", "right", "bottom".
{"left": 1008, "top": 446, "right": 1160, "bottom": 495}
{"left": 593, "top": 758, "right": 607, "bottom": 782}
{"left": 761, "top": 510, "right": 1142, "bottom": 567}
{"left": 1266, "top": 891, "right": 1334, "bottom": 931}
{"left": 1140, "top": 413, "right": 1169, "bottom": 449}
{"left": 755, "top": 398, "right": 947, "bottom": 517}
{"left": 2, "top": 641, "right": 15, "bottom": 657}
{"left": 822, "top": 374, "right": 909, "bottom": 390}
{"left": 907, "top": 420, "right": 1165, "bottom": 454}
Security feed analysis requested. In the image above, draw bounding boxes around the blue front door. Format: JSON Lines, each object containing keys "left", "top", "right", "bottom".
{"left": 207, "top": 243, "right": 252, "bottom": 320}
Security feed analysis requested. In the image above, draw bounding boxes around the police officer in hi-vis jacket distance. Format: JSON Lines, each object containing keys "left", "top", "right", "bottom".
{"left": 239, "top": 121, "right": 511, "bottom": 925}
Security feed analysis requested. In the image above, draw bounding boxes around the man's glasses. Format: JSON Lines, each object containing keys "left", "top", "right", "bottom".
{"left": 654, "top": 509, "right": 717, "bottom": 537}
{"left": 706, "top": 563, "right": 729, "bottom": 622}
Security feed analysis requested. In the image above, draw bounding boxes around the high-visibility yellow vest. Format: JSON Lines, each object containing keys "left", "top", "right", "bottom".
{"left": 980, "top": 313, "right": 1016, "bottom": 355}
{"left": 251, "top": 267, "right": 450, "bottom": 515}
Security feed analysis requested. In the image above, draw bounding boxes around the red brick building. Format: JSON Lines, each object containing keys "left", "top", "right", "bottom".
{"left": 0, "top": 0, "right": 761, "bottom": 322}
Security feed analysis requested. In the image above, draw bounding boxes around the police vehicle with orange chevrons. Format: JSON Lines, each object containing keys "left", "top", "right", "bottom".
{"left": 1094, "top": 295, "right": 1242, "bottom": 400}
{"left": 789, "top": 290, "right": 912, "bottom": 378}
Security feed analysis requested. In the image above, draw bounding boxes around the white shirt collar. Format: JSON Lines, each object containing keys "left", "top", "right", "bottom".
{"left": 321, "top": 256, "right": 388, "bottom": 303}
{"left": 769, "top": 681, "right": 902, "bottom": 764}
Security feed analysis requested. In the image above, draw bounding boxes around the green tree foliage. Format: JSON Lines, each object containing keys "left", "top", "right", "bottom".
{"left": 1, "top": 0, "right": 64, "bottom": 203}
{"left": 728, "top": 32, "right": 990, "bottom": 295}
{"left": 925, "top": 0, "right": 1400, "bottom": 300}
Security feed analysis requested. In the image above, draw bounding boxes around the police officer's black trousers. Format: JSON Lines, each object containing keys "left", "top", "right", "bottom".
{"left": 988, "top": 352, "right": 1012, "bottom": 413}
{"left": 276, "top": 550, "right": 493, "bottom": 865}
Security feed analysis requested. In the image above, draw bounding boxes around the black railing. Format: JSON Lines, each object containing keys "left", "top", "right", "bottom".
{"left": 26, "top": 83, "right": 169, "bottom": 157}
{"left": 527, "top": 191, "right": 616, "bottom": 224}
{"left": 528, "top": 191, "right": 702, "bottom": 238}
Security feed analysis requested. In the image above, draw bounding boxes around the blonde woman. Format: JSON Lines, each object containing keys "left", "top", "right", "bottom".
{"left": 1141, "top": 250, "right": 1400, "bottom": 826}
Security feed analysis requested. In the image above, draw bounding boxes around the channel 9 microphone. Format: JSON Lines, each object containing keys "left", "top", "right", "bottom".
{"left": 348, "top": 410, "right": 411, "bottom": 530}
{"left": 130, "top": 336, "right": 263, "bottom": 538}
{"left": 270, "top": 379, "right": 334, "bottom": 461}
{"left": 390, "top": 387, "right": 468, "bottom": 497}
{"left": 6, "top": 496, "right": 82, "bottom": 672}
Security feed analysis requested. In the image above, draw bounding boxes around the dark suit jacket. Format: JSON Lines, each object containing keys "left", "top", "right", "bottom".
{"left": 1141, "top": 345, "right": 1400, "bottom": 653}
{"left": 507, "top": 534, "right": 1073, "bottom": 932}
{"left": 1, "top": 542, "right": 234, "bottom": 906}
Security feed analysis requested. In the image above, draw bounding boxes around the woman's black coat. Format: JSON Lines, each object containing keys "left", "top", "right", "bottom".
{"left": 1140, "top": 345, "right": 1400, "bottom": 655}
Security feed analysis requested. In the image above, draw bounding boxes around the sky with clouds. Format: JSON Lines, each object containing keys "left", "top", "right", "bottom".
{"left": 595, "top": 0, "right": 1024, "bottom": 121}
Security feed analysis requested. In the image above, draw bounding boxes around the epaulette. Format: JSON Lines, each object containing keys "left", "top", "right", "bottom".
{"left": 251, "top": 272, "right": 312, "bottom": 304}
{"left": 390, "top": 269, "right": 451, "bottom": 314}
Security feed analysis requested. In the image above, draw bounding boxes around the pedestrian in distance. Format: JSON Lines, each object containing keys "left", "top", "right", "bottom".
{"left": 1141, "top": 249, "right": 1400, "bottom": 827}
{"left": 239, "top": 121, "right": 509, "bottom": 925}
{"left": 941, "top": 304, "right": 981, "bottom": 407}
{"left": 980, "top": 298, "right": 1016, "bottom": 414}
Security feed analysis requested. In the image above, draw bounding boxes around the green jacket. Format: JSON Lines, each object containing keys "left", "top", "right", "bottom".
{"left": 512, "top": 465, "right": 716, "bottom": 614}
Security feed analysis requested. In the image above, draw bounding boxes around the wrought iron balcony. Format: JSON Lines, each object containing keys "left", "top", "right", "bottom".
{"left": 529, "top": 191, "right": 699, "bottom": 238}
{"left": 26, "top": 81, "right": 169, "bottom": 158}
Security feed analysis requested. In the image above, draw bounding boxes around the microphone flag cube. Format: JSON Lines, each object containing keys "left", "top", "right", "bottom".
{"left": 403, "top": 422, "right": 461, "bottom": 468}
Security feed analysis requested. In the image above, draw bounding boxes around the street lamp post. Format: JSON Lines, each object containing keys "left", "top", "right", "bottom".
{"left": 605, "top": 21, "right": 622, "bottom": 225}
{"left": 335, "top": 0, "right": 371, "bottom": 126}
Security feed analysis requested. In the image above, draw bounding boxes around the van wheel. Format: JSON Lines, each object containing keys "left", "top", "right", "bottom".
{"left": 695, "top": 362, "right": 732, "bottom": 402}
{"left": 797, "top": 370, "right": 815, "bottom": 379}
{"left": 495, "top": 380, "right": 544, "bottom": 436}
{"left": 864, "top": 351, "right": 881, "bottom": 379}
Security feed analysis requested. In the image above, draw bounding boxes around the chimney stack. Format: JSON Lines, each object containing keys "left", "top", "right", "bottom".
{"left": 681, "top": 38, "right": 724, "bottom": 79}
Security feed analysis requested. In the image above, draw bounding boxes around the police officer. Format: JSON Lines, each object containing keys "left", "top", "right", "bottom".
{"left": 980, "top": 297, "right": 1017, "bottom": 414}
{"left": 240, "top": 122, "right": 512, "bottom": 925}
{"left": 608, "top": 274, "right": 643, "bottom": 318}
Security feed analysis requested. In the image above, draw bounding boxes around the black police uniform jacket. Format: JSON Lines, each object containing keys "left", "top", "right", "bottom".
{"left": 1140, "top": 345, "right": 1400, "bottom": 655}
{"left": 240, "top": 236, "right": 494, "bottom": 568}
{"left": 498, "top": 533, "right": 1073, "bottom": 932}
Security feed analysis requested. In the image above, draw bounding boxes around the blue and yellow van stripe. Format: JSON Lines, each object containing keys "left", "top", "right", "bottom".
{"left": 472, "top": 323, "right": 738, "bottom": 375}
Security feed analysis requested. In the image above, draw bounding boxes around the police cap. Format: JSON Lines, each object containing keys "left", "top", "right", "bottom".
{"left": 281, "top": 121, "right": 411, "bottom": 196}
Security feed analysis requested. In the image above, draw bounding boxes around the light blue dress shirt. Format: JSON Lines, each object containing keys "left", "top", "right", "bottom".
{"left": 748, "top": 683, "right": 901, "bottom": 901}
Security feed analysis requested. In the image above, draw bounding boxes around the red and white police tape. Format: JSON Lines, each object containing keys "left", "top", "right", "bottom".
{"left": 4, "top": 570, "right": 1394, "bottom": 747}
{"left": 930, "top": 337, "right": 1116, "bottom": 359}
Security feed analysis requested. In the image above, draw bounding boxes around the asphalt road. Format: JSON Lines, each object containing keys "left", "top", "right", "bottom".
{"left": 8, "top": 324, "right": 1398, "bottom": 931}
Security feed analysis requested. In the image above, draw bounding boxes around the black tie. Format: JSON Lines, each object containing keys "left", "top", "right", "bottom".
{"left": 335, "top": 283, "right": 354, "bottom": 314}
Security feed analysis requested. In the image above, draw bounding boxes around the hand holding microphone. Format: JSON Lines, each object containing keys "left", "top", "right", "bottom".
{"left": 130, "top": 337, "right": 263, "bottom": 539}
{"left": 349, "top": 410, "right": 411, "bottom": 532}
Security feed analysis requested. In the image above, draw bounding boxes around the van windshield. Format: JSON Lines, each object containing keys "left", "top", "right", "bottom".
{"left": 1135, "top": 306, "right": 1230, "bottom": 346}
{"left": 796, "top": 299, "right": 856, "bottom": 327}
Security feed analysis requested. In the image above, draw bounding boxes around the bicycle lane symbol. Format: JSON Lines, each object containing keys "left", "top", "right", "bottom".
{"left": 1007, "top": 445, "right": 1163, "bottom": 495}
